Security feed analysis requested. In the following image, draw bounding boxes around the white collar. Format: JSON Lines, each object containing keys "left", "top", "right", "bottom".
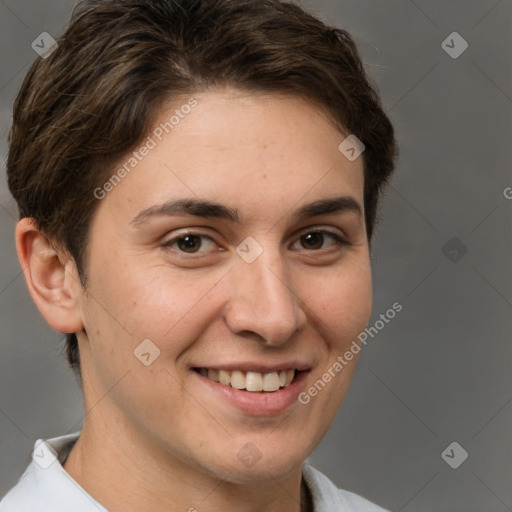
{"left": 0, "top": 433, "right": 387, "bottom": 512}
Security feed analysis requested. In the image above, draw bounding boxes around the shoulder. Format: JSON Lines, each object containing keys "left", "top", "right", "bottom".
{"left": 0, "top": 463, "right": 37, "bottom": 512}
{"left": 303, "top": 464, "right": 391, "bottom": 512}
{"left": 0, "top": 432, "right": 106, "bottom": 512}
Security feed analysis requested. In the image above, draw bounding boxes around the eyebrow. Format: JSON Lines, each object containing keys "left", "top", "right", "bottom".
{"left": 130, "top": 196, "right": 362, "bottom": 227}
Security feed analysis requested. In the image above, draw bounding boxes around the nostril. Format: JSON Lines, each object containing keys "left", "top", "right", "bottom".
{"left": 235, "top": 330, "right": 268, "bottom": 343}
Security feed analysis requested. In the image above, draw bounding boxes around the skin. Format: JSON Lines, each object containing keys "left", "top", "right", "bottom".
{"left": 16, "top": 88, "right": 372, "bottom": 512}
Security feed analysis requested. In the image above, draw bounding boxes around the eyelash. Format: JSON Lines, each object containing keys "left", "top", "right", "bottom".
{"left": 162, "top": 229, "right": 349, "bottom": 255}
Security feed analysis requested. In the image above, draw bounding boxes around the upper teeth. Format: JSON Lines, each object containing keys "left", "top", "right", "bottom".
{"left": 199, "top": 369, "right": 296, "bottom": 392}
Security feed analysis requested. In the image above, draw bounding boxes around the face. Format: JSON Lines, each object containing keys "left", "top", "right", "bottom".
{"left": 75, "top": 89, "right": 372, "bottom": 482}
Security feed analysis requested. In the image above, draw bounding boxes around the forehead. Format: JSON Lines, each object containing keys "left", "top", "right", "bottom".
{"left": 98, "top": 90, "right": 365, "bottom": 225}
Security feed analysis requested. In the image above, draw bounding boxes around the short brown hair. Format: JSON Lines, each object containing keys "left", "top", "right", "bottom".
{"left": 7, "top": 0, "right": 398, "bottom": 375}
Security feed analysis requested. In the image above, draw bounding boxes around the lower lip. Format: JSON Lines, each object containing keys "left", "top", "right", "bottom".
{"left": 193, "top": 370, "right": 309, "bottom": 415}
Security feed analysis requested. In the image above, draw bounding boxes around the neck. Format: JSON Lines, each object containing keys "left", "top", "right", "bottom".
{"left": 63, "top": 422, "right": 310, "bottom": 512}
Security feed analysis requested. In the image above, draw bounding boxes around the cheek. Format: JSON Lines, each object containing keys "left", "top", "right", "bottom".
{"left": 299, "top": 259, "right": 372, "bottom": 344}
{"left": 84, "top": 257, "right": 228, "bottom": 360}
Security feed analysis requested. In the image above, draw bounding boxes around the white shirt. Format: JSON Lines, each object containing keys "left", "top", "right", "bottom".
{"left": 0, "top": 433, "right": 389, "bottom": 511}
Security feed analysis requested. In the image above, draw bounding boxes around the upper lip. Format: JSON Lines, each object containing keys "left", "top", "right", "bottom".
{"left": 192, "top": 361, "right": 311, "bottom": 373}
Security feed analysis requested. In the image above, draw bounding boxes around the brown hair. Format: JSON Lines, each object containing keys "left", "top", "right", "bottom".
{"left": 8, "top": 0, "right": 398, "bottom": 375}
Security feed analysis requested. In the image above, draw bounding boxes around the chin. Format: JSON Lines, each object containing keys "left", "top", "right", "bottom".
{"left": 234, "top": 442, "right": 311, "bottom": 482}
{"left": 227, "top": 458, "right": 305, "bottom": 484}
{"left": 190, "top": 440, "right": 308, "bottom": 484}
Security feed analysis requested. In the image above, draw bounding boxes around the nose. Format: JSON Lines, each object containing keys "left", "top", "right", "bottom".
{"left": 224, "top": 248, "right": 307, "bottom": 346}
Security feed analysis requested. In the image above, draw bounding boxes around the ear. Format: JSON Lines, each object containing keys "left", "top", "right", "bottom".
{"left": 15, "top": 218, "right": 84, "bottom": 334}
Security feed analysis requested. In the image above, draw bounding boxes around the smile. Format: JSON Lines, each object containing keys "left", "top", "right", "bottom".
{"left": 194, "top": 368, "right": 298, "bottom": 392}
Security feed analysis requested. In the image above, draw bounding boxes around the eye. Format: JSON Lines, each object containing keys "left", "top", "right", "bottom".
{"left": 164, "top": 233, "right": 218, "bottom": 254}
{"left": 291, "top": 230, "right": 346, "bottom": 251}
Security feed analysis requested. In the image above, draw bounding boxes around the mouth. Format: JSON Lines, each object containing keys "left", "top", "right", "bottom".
{"left": 193, "top": 368, "right": 300, "bottom": 393}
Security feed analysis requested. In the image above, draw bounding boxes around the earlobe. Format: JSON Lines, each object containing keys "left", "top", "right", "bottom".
{"left": 15, "top": 218, "right": 84, "bottom": 334}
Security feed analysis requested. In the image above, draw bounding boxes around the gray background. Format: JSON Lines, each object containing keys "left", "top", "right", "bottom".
{"left": 0, "top": 1, "right": 510, "bottom": 511}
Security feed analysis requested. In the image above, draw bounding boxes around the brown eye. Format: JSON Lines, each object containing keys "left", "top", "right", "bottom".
{"left": 291, "top": 230, "right": 346, "bottom": 251}
{"left": 176, "top": 235, "right": 203, "bottom": 253}
{"left": 164, "top": 234, "right": 218, "bottom": 254}
{"left": 300, "top": 232, "right": 324, "bottom": 250}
